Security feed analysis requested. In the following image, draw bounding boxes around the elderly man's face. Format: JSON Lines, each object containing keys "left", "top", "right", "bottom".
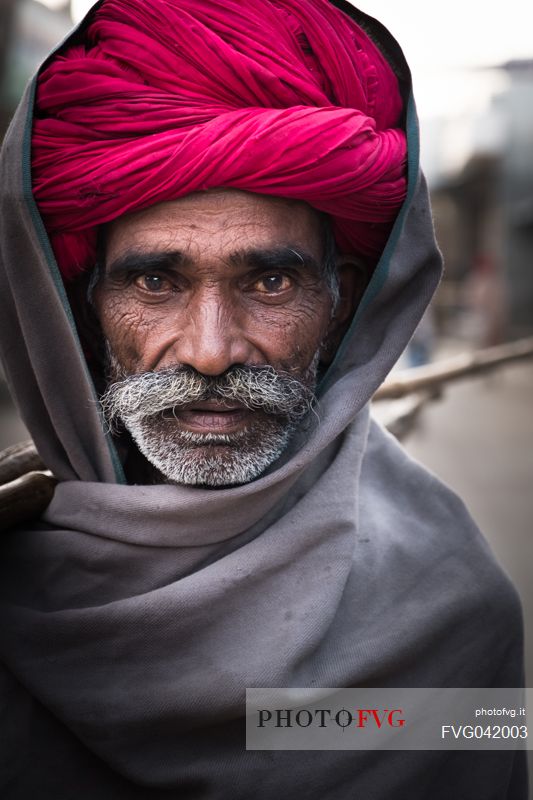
{"left": 94, "top": 189, "right": 354, "bottom": 486}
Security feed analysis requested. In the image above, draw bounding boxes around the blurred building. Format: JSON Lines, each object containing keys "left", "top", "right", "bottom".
{"left": 1, "top": 1, "right": 533, "bottom": 352}
{"left": 502, "top": 60, "right": 533, "bottom": 336}
{"left": 423, "top": 61, "right": 533, "bottom": 343}
{"left": 0, "top": 0, "right": 70, "bottom": 134}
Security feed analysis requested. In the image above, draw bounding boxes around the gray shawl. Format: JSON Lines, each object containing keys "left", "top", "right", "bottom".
{"left": 0, "top": 4, "right": 526, "bottom": 798}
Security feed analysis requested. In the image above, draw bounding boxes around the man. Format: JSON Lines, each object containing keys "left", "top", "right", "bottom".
{"left": 93, "top": 190, "right": 361, "bottom": 487}
{"left": 0, "top": 0, "right": 526, "bottom": 798}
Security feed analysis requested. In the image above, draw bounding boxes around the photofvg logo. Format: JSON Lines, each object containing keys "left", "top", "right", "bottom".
{"left": 246, "top": 688, "right": 531, "bottom": 751}
{"left": 258, "top": 707, "right": 405, "bottom": 731}
{"left": 246, "top": 689, "right": 410, "bottom": 750}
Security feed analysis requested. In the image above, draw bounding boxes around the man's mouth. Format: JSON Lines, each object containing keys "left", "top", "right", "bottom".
{"left": 164, "top": 399, "right": 256, "bottom": 434}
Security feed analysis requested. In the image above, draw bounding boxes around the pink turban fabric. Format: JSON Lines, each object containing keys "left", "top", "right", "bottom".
{"left": 32, "top": 0, "right": 407, "bottom": 281}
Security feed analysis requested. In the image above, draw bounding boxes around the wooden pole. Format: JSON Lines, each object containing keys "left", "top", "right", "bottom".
{"left": 374, "top": 337, "right": 533, "bottom": 401}
{"left": 1, "top": 336, "right": 533, "bottom": 529}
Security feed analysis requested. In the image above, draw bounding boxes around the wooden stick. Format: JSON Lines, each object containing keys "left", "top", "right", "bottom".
{"left": 1, "top": 336, "right": 532, "bottom": 529}
{"left": 0, "top": 439, "right": 46, "bottom": 484}
{"left": 374, "top": 337, "right": 533, "bottom": 401}
{"left": 378, "top": 392, "right": 432, "bottom": 440}
{"left": 0, "top": 471, "right": 57, "bottom": 532}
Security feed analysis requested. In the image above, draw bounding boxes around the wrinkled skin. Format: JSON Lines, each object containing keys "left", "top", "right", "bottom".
{"left": 92, "top": 189, "right": 361, "bottom": 483}
{"left": 94, "top": 190, "right": 359, "bottom": 418}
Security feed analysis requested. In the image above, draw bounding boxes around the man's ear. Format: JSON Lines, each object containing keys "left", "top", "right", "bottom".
{"left": 320, "top": 256, "right": 370, "bottom": 365}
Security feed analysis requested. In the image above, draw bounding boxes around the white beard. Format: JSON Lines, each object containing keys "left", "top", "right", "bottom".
{"left": 124, "top": 416, "right": 295, "bottom": 487}
{"left": 101, "top": 351, "right": 320, "bottom": 487}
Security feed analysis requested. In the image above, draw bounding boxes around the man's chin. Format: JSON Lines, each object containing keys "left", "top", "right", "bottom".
{"left": 123, "top": 415, "right": 294, "bottom": 487}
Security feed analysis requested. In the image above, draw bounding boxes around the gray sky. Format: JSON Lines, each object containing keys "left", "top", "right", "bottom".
{"left": 354, "top": 0, "right": 533, "bottom": 70}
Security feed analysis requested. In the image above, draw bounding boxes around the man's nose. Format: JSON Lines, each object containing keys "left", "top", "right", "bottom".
{"left": 172, "top": 295, "right": 258, "bottom": 376}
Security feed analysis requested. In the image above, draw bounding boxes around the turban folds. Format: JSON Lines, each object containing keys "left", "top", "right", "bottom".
{"left": 32, "top": 0, "right": 407, "bottom": 280}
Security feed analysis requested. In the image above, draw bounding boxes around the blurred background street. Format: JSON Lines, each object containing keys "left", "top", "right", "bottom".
{"left": 0, "top": 0, "right": 532, "bottom": 746}
{"left": 382, "top": 346, "right": 533, "bottom": 785}
{"left": 396, "top": 348, "right": 533, "bottom": 684}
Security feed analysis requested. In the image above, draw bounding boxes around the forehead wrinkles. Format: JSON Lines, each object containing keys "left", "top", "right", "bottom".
{"left": 105, "top": 191, "right": 324, "bottom": 264}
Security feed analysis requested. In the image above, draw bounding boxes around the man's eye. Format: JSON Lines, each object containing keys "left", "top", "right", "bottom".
{"left": 254, "top": 274, "right": 293, "bottom": 294}
{"left": 134, "top": 274, "right": 169, "bottom": 293}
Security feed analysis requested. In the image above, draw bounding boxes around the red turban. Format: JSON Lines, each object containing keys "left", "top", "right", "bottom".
{"left": 32, "top": 0, "right": 407, "bottom": 280}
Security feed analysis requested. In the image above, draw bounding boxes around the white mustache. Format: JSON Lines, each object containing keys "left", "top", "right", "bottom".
{"left": 100, "top": 364, "right": 316, "bottom": 429}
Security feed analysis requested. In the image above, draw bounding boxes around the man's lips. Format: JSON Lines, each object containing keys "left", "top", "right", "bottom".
{"left": 181, "top": 399, "right": 246, "bottom": 412}
{"left": 165, "top": 399, "right": 255, "bottom": 434}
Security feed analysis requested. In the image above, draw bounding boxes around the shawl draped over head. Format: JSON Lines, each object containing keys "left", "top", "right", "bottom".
{"left": 32, "top": 0, "right": 407, "bottom": 279}
{"left": 0, "top": 0, "right": 527, "bottom": 798}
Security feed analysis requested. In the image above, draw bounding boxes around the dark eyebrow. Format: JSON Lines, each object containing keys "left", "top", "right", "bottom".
{"left": 229, "top": 246, "right": 321, "bottom": 273}
{"left": 105, "top": 246, "right": 321, "bottom": 276}
{"left": 105, "top": 249, "right": 189, "bottom": 276}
